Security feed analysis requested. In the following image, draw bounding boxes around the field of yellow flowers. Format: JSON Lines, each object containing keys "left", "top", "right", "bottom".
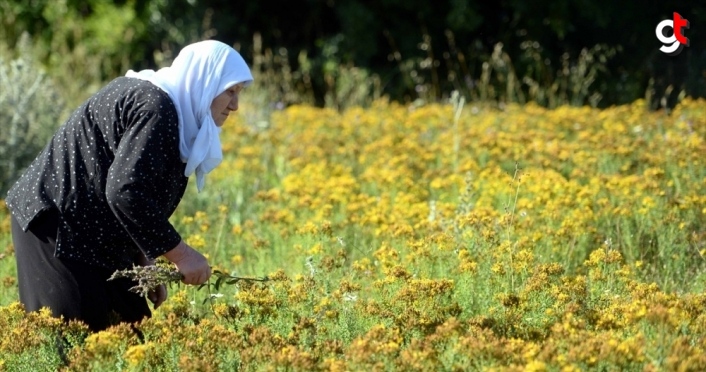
{"left": 0, "top": 97, "right": 705, "bottom": 371}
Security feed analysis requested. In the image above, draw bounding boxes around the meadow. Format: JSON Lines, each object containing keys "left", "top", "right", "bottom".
{"left": 0, "top": 95, "right": 705, "bottom": 371}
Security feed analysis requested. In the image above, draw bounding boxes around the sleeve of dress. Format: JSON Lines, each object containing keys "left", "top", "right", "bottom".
{"left": 105, "top": 108, "right": 184, "bottom": 260}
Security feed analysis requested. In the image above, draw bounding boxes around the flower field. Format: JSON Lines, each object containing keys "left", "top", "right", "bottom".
{"left": 0, "top": 97, "right": 705, "bottom": 371}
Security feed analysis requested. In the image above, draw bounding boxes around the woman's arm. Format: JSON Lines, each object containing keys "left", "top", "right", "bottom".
{"left": 105, "top": 107, "right": 185, "bottom": 260}
{"left": 106, "top": 92, "right": 211, "bottom": 285}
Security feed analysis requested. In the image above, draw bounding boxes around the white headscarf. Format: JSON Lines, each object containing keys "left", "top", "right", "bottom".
{"left": 126, "top": 40, "right": 253, "bottom": 191}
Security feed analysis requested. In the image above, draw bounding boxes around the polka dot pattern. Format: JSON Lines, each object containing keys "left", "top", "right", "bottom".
{"left": 6, "top": 77, "right": 188, "bottom": 270}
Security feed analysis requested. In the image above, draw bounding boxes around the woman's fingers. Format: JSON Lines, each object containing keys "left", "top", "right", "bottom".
{"left": 148, "top": 284, "right": 168, "bottom": 309}
{"left": 164, "top": 241, "right": 211, "bottom": 285}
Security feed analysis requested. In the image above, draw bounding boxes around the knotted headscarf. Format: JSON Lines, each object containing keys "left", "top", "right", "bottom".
{"left": 126, "top": 40, "right": 253, "bottom": 191}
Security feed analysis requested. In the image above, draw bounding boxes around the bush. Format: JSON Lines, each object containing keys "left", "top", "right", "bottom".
{"left": 0, "top": 38, "right": 66, "bottom": 195}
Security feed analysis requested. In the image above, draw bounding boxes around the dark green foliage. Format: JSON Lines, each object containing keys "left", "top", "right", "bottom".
{"left": 1, "top": 0, "right": 705, "bottom": 108}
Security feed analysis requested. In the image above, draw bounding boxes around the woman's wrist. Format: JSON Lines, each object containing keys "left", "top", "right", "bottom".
{"left": 163, "top": 241, "right": 188, "bottom": 263}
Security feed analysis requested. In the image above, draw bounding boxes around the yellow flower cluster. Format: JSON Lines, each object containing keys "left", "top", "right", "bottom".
{"left": 2, "top": 97, "right": 706, "bottom": 370}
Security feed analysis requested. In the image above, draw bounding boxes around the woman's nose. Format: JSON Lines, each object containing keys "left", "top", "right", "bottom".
{"left": 228, "top": 95, "right": 239, "bottom": 111}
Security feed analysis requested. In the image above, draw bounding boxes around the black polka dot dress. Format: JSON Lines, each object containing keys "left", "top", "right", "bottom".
{"left": 6, "top": 77, "right": 188, "bottom": 271}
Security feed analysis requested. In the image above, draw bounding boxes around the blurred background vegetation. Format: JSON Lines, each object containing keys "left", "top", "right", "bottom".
{"left": 2, "top": 0, "right": 705, "bottom": 109}
{"left": 0, "top": 0, "right": 705, "bottom": 193}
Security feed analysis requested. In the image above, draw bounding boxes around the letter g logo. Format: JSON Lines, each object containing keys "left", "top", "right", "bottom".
{"left": 656, "top": 12, "right": 690, "bottom": 55}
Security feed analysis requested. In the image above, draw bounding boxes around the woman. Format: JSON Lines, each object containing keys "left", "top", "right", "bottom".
{"left": 6, "top": 40, "right": 253, "bottom": 331}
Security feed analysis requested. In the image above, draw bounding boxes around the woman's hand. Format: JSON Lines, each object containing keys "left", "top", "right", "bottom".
{"left": 134, "top": 251, "right": 169, "bottom": 308}
{"left": 163, "top": 241, "right": 211, "bottom": 285}
{"left": 148, "top": 284, "right": 168, "bottom": 309}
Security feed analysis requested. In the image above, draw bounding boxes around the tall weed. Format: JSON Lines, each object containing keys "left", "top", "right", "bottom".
{"left": 0, "top": 38, "right": 66, "bottom": 194}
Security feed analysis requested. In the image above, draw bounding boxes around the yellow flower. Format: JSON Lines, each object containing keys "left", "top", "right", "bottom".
{"left": 124, "top": 343, "right": 151, "bottom": 366}
{"left": 230, "top": 254, "right": 243, "bottom": 265}
{"left": 231, "top": 224, "right": 243, "bottom": 235}
{"left": 308, "top": 243, "right": 323, "bottom": 255}
{"left": 84, "top": 330, "right": 122, "bottom": 357}
{"left": 525, "top": 360, "right": 547, "bottom": 372}
{"left": 185, "top": 234, "right": 206, "bottom": 249}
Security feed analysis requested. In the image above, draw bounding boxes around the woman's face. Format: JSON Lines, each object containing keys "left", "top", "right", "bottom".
{"left": 210, "top": 84, "right": 244, "bottom": 127}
